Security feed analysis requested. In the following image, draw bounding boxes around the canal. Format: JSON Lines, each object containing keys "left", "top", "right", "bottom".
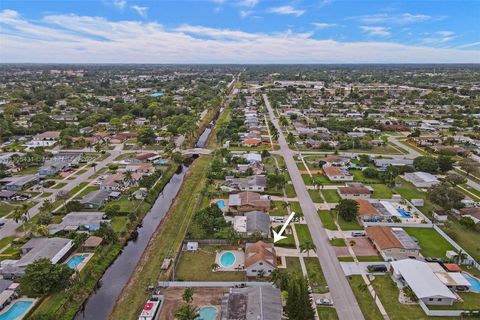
{"left": 75, "top": 124, "right": 214, "bottom": 320}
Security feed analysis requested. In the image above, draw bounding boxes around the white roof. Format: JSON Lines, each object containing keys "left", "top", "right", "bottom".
{"left": 380, "top": 201, "right": 401, "bottom": 217}
{"left": 414, "top": 172, "right": 438, "bottom": 183}
{"left": 243, "top": 153, "right": 262, "bottom": 163}
{"left": 391, "top": 259, "right": 456, "bottom": 300}
{"left": 435, "top": 272, "right": 471, "bottom": 287}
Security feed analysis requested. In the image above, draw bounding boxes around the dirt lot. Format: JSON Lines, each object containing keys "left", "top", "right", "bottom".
{"left": 158, "top": 287, "right": 227, "bottom": 320}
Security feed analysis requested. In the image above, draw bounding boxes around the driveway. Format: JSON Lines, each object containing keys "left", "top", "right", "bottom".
{"left": 340, "top": 262, "right": 390, "bottom": 276}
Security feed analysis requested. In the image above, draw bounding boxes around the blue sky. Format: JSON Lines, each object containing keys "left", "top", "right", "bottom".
{"left": 1, "top": 0, "right": 479, "bottom": 63}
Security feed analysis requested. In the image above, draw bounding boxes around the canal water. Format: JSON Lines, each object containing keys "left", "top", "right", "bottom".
{"left": 75, "top": 125, "right": 214, "bottom": 320}
{"left": 75, "top": 166, "right": 187, "bottom": 320}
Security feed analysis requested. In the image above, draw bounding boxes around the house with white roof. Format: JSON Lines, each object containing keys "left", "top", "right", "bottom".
{"left": 403, "top": 172, "right": 440, "bottom": 188}
{"left": 390, "top": 259, "right": 457, "bottom": 306}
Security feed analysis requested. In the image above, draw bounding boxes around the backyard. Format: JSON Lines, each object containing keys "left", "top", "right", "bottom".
{"left": 403, "top": 227, "right": 455, "bottom": 258}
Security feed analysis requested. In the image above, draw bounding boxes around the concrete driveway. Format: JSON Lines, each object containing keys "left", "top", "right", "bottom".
{"left": 340, "top": 262, "right": 390, "bottom": 276}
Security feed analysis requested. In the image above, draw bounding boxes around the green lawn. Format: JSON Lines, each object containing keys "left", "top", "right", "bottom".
{"left": 330, "top": 238, "right": 346, "bottom": 246}
{"left": 317, "top": 307, "right": 339, "bottom": 320}
{"left": 319, "top": 210, "right": 337, "bottom": 230}
{"left": 321, "top": 189, "right": 341, "bottom": 203}
{"left": 290, "top": 201, "right": 303, "bottom": 215}
{"left": 286, "top": 257, "right": 303, "bottom": 275}
{"left": 302, "top": 174, "right": 314, "bottom": 185}
{"left": 338, "top": 256, "right": 384, "bottom": 262}
{"left": 69, "top": 182, "right": 89, "bottom": 196}
{"left": 305, "top": 257, "right": 328, "bottom": 293}
{"left": 429, "top": 292, "right": 480, "bottom": 311}
{"left": 52, "top": 182, "right": 67, "bottom": 189}
{"left": 270, "top": 201, "right": 288, "bottom": 216}
{"left": 0, "top": 202, "right": 14, "bottom": 217}
{"left": 403, "top": 227, "right": 454, "bottom": 258}
{"left": 370, "top": 184, "right": 393, "bottom": 199}
{"left": 372, "top": 276, "right": 460, "bottom": 320}
{"left": 111, "top": 216, "right": 129, "bottom": 234}
{"left": 308, "top": 190, "right": 323, "bottom": 203}
{"left": 284, "top": 184, "right": 296, "bottom": 198}
{"left": 109, "top": 196, "right": 150, "bottom": 214}
{"left": 348, "top": 276, "right": 383, "bottom": 320}
{"left": 351, "top": 170, "right": 381, "bottom": 183}
{"left": 337, "top": 214, "right": 362, "bottom": 231}
{"left": 175, "top": 245, "right": 245, "bottom": 281}
{"left": 441, "top": 219, "right": 480, "bottom": 262}
{"left": 295, "top": 224, "right": 312, "bottom": 245}
{"left": 74, "top": 186, "right": 100, "bottom": 199}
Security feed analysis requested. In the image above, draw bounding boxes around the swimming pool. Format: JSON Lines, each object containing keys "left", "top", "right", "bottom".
{"left": 219, "top": 252, "right": 236, "bottom": 268}
{"left": 0, "top": 301, "right": 33, "bottom": 320}
{"left": 462, "top": 272, "right": 480, "bottom": 292}
{"left": 150, "top": 92, "right": 163, "bottom": 97}
{"left": 66, "top": 254, "right": 89, "bottom": 269}
{"left": 397, "top": 208, "right": 412, "bottom": 218}
{"left": 196, "top": 306, "right": 218, "bottom": 320}
{"left": 216, "top": 200, "right": 225, "bottom": 209}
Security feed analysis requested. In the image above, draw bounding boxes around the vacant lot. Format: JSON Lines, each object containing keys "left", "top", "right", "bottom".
{"left": 403, "top": 227, "right": 454, "bottom": 258}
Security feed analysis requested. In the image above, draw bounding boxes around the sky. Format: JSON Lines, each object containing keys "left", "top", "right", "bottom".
{"left": 1, "top": 0, "right": 479, "bottom": 63}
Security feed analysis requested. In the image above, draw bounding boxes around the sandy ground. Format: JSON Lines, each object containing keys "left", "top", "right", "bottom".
{"left": 158, "top": 287, "right": 228, "bottom": 320}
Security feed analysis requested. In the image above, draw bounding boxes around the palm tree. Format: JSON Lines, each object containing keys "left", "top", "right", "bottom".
{"left": 300, "top": 240, "right": 316, "bottom": 257}
{"left": 174, "top": 304, "right": 199, "bottom": 320}
{"left": 182, "top": 288, "right": 194, "bottom": 304}
{"left": 454, "top": 249, "right": 468, "bottom": 265}
{"left": 210, "top": 263, "right": 220, "bottom": 272}
{"left": 123, "top": 170, "right": 134, "bottom": 186}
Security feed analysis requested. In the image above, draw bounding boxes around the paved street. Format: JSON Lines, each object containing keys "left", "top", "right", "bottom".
{"left": 263, "top": 94, "right": 364, "bottom": 320}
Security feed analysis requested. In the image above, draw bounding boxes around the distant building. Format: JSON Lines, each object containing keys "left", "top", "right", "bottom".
{"left": 337, "top": 185, "right": 371, "bottom": 200}
{"left": 233, "top": 211, "right": 271, "bottom": 237}
{"left": 228, "top": 192, "right": 271, "bottom": 213}
{"left": 323, "top": 166, "right": 353, "bottom": 181}
{"left": 221, "top": 175, "right": 266, "bottom": 192}
{"left": 48, "top": 212, "right": 110, "bottom": 234}
{"left": 27, "top": 131, "right": 60, "bottom": 147}
{"left": 1, "top": 175, "right": 39, "bottom": 191}
{"left": 80, "top": 189, "right": 111, "bottom": 209}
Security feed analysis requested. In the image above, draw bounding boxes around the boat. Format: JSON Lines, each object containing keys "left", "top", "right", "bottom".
{"left": 138, "top": 294, "right": 164, "bottom": 320}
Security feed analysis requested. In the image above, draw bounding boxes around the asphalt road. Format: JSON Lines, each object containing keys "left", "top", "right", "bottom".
{"left": 263, "top": 94, "right": 365, "bottom": 320}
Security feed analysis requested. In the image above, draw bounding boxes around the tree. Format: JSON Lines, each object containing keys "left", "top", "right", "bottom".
{"left": 266, "top": 173, "right": 286, "bottom": 190}
{"left": 300, "top": 240, "right": 316, "bottom": 257}
{"left": 174, "top": 304, "right": 199, "bottom": 320}
{"left": 210, "top": 263, "right": 220, "bottom": 272}
{"left": 428, "top": 183, "right": 465, "bottom": 211}
{"left": 335, "top": 199, "right": 359, "bottom": 222}
{"left": 413, "top": 156, "right": 438, "bottom": 173}
{"left": 285, "top": 275, "right": 315, "bottom": 320}
{"left": 444, "top": 173, "right": 466, "bottom": 187}
{"left": 94, "top": 222, "right": 118, "bottom": 243}
{"left": 137, "top": 125, "right": 156, "bottom": 145}
{"left": 64, "top": 200, "right": 82, "bottom": 213}
{"left": 437, "top": 155, "right": 454, "bottom": 172}
{"left": 182, "top": 288, "right": 194, "bottom": 304}
{"left": 36, "top": 225, "right": 49, "bottom": 236}
{"left": 459, "top": 159, "right": 479, "bottom": 177}
{"left": 270, "top": 269, "right": 289, "bottom": 290}
{"left": 363, "top": 167, "right": 378, "bottom": 179}
{"left": 20, "top": 258, "right": 73, "bottom": 294}
{"left": 286, "top": 132, "right": 296, "bottom": 146}
{"left": 104, "top": 204, "right": 120, "bottom": 217}
{"left": 459, "top": 216, "right": 476, "bottom": 230}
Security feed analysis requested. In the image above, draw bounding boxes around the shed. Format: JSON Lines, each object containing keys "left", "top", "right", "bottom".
{"left": 82, "top": 236, "right": 103, "bottom": 250}
{"left": 186, "top": 242, "right": 199, "bottom": 251}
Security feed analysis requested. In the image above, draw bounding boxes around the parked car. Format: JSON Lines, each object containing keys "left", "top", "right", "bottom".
{"left": 351, "top": 231, "right": 366, "bottom": 237}
{"left": 315, "top": 298, "right": 333, "bottom": 306}
{"left": 367, "top": 264, "right": 387, "bottom": 273}
{"left": 0, "top": 220, "right": 5, "bottom": 227}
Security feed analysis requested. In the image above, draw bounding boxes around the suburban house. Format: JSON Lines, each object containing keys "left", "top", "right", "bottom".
{"left": 48, "top": 212, "right": 110, "bottom": 234}
{"left": 244, "top": 241, "right": 277, "bottom": 277}
{"left": 373, "top": 159, "right": 414, "bottom": 169}
{"left": 228, "top": 192, "right": 271, "bottom": 213}
{"left": 356, "top": 199, "right": 382, "bottom": 223}
{"left": 413, "top": 136, "right": 441, "bottom": 147}
{"left": 233, "top": 211, "right": 271, "bottom": 237}
{"left": 221, "top": 286, "right": 282, "bottom": 320}
{"left": 0, "top": 279, "right": 18, "bottom": 310}
{"left": 39, "top": 152, "right": 82, "bottom": 176}
{"left": 337, "top": 185, "right": 372, "bottom": 199}
{"left": 404, "top": 172, "right": 440, "bottom": 188}
{"left": 323, "top": 166, "right": 354, "bottom": 181}
{"left": 0, "top": 237, "right": 73, "bottom": 278}
{"left": 221, "top": 175, "right": 266, "bottom": 192}
{"left": 80, "top": 189, "right": 111, "bottom": 209}
{"left": 26, "top": 131, "right": 60, "bottom": 147}
{"left": 366, "top": 226, "right": 420, "bottom": 260}
{"left": 1, "top": 175, "right": 39, "bottom": 191}
{"left": 390, "top": 259, "right": 457, "bottom": 306}
{"left": 82, "top": 236, "right": 103, "bottom": 251}
{"left": 242, "top": 138, "right": 262, "bottom": 147}
{"left": 321, "top": 156, "right": 350, "bottom": 167}
{"left": 427, "top": 262, "right": 471, "bottom": 291}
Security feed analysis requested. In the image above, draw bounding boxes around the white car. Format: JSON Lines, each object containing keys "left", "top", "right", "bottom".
{"left": 315, "top": 298, "right": 333, "bottom": 306}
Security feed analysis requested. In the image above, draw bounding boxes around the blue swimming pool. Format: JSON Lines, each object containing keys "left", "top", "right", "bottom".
{"left": 216, "top": 200, "right": 225, "bottom": 209}
{"left": 66, "top": 254, "right": 88, "bottom": 269}
{"left": 150, "top": 92, "right": 163, "bottom": 97}
{"left": 219, "top": 252, "right": 236, "bottom": 268}
{"left": 463, "top": 273, "right": 480, "bottom": 292}
{"left": 397, "top": 208, "right": 412, "bottom": 218}
{"left": 0, "top": 301, "right": 33, "bottom": 320}
{"left": 196, "top": 306, "right": 218, "bottom": 320}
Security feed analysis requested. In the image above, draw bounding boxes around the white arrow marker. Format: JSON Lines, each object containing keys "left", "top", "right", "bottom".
{"left": 272, "top": 211, "right": 296, "bottom": 243}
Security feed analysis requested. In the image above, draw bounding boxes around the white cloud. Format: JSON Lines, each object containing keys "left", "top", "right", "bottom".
{"left": 269, "top": 5, "right": 305, "bottom": 17}
{"left": 359, "top": 13, "right": 432, "bottom": 25}
{"left": 239, "top": 0, "right": 259, "bottom": 7}
{"left": 421, "top": 31, "right": 455, "bottom": 44}
{"left": 0, "top": 10, "right": 478, "bottom": 64}
{"left": 457, "top": 41, "right": 480, "bottom": 49}
{"left": 312, "top": 22, "right": 337, "bottom": 29}
{"left": 113, "top": 0, "right": 127, "bottom": 9}
{"left": 131, "top": 5, "right": 147, "bottom": 18}
{"left": 360, "top": 26, "right": 390, "bottom": 37}
{"left": 240, "top": 10, "right": 252, "bottom": 18}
